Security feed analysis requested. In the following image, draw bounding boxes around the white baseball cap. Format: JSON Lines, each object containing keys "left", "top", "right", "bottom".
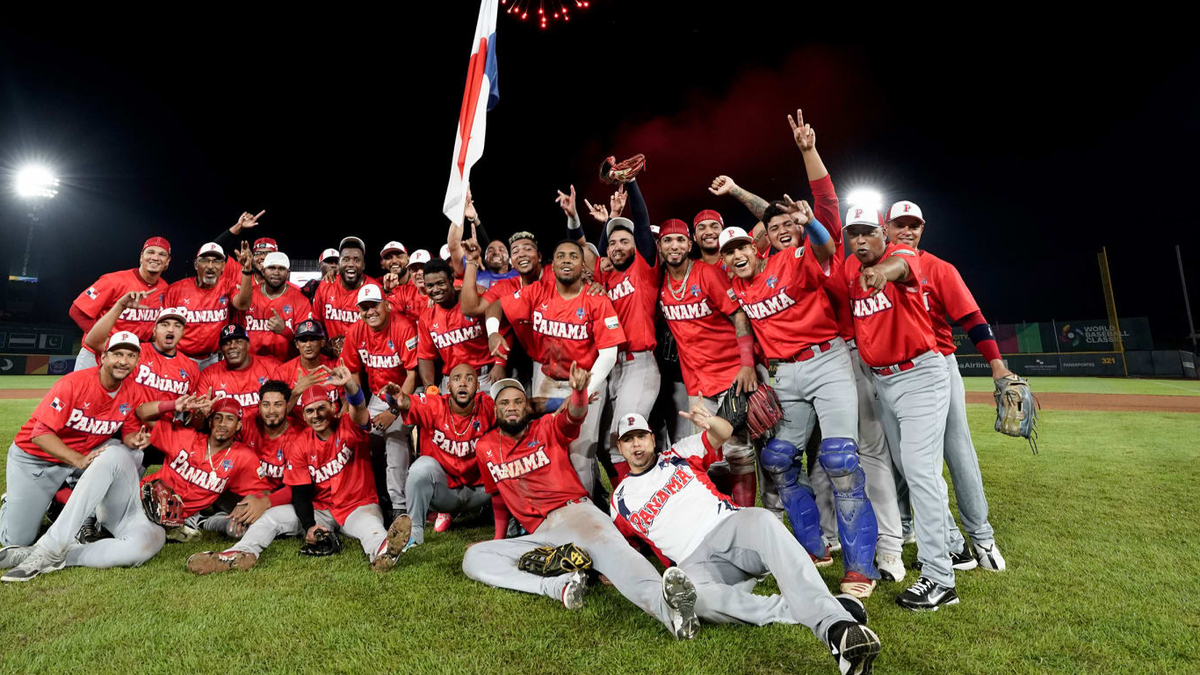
{"left": 489, "top": 378, "right": 526, "bottom": 400}
{"left": 650, "top": 224, "right": 661, "bottom": 238}
{"left": 339, "top": 236, "right": 366, "bottom": 253}
{"left": 718, "top": 226, "right": 755, "bottom": 253}
{"left": 439, "top": 244, "right": 452, "bottom": 260}
{"left": 381, "top": 241, "right": 407, "bottom": 256}
{"left": 156, "top": 307, "right": 187, "bottom": 324}
{"left": 886, "top": 200, "right": 925, "bottom": 225}
{"left": 616, "top": 412, "right": 652, "bottom": 440}
{"left": 106, "top": 330, "right": 141, "bottom": 353}
{"left": 262, "top": 252, "right": 290, "bottom": 269}
{"left": 844, "top": 206, "right": 883, "bottom": 229}
{"left": 408, "top": 249, "right": 432, "bottom": 267}
{"left": 605, "top": 216, "right": 635, "bottom": 238}
{"left": 320, "top": 248, "right": 340, "bottom": 262}
{"left": 196, "top": 242, "right": 225, "bottom": 258}
{"left": 356, "top": 284, "right": 385, "bottom": 306}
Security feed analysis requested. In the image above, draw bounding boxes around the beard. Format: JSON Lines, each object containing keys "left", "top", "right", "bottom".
{"left": 497, "top": 414, "right": 530, "bottom": 436}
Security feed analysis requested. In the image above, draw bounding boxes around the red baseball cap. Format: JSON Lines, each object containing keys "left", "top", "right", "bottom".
{"left": 253, "top": 238, "right": 278, "bottom": 252}
{"left": 658, "top": 218, "right": 689, "bottom": 238}
{"left": 142, "top": 237, "right": 171, "bottom": 255}
{"left": 299, "top": 385, "right": 331, "bottom": 410}
{"left": 693, "top": 209, "right": 724, "bottom": 228}
{"left": 210, "top": 397, "right": 243, "bottom": 419}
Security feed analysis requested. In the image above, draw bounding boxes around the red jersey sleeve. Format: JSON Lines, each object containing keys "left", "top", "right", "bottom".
{"left": 340, "top": 324, "right": 364, "bottom": 374}
{"left": 887, "top": 244, "right": 922, "bottom": 288}
{"left": 809, "top": 175, "right": 843, "bottom": 248}
{"left": 551, "top": 409, "right": 584, "bottom": 445}
{"left": 29, "top": 379, "right": 79, "bottom": 435}
{"left": 700, "top": 264, "right": 739, "bottom": 316}
{"left": 589, "top": 296, "right": 626, "bottom": 350}
{"left": 283, "top": 442, "right": 312, "bottom": 486}
{"left": 149, "top": 421, "right": 188, "bottom": 462}
{"left": 400, "top": 393, "right": 433, "bottom": 428}
{"left": 72, "top": 273, "right": 118, "bottom": 320}
{"left": 416, "top": 312, "right": 437, "bottom": 361}
{"left": 929, "top": 259, "right": 980, "bottom": 322}
{"left": 396, "top": 317, "right": 419, "bottom": 371}
{"left": 225, "top": 445, "right": 271, "bottom": 495}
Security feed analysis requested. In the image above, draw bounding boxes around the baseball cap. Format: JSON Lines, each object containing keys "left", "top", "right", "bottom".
{"left": 489, "top": 378, "right": 526, "bottom": 400}
{"left": 219, "top": 324, "right": 249, "bottom": 345}
{"left": 142, "top": 237, "right": 171, "bottom": 255}
{"left": 606, "top": 216, "right": 635, "bottom": 238}
{"left": 694, "top": 209, "right": 724, "bottom": 228}
{"left": 294, "top": 319, "right": 326, "bottom": 340}
{"left": 299, "top": 385, "right": 331, "bottom": 410}
{"left": 718, "top": 226, "right": 755, "bottom": 253}
{"left": 210, "top": 397, "right": 243, "bottom": 419}
{"left": 356, "top": 284, "right": 385, "bottom": 306}
{"left": 439, "top": 244, "right": 452, "bottom": 260}
{"left": 320, "top": 248, "right": 340, "bottom": 263}
{"left": 106, "top": 330, "right": 140, "bottom": 353}
{"left": 507, "top": 231, "right": 538, "bottom": 248}
{"left": 650, "top": 224, "right": 661, "bottom": 239}
{"left": 156, "top": 307, "right": 187, "bottom": 325}
{"left": 886, "top": 200, "right": 925, "bottom": 225}
{"left": 408, "top": 249, "right": 432, "bottom": 267}
{"left": 381, "top": 241, "right": 407, "bottom": 256}
{"left": 844, "top": 206, "right": 884, "bottom": 229}
{"left": 339, "top": 236, "right": 366, "bottom": 253}
{"left": 196, "top": 242, "right": 225, "bottom": 259}
{"left": 658, "top": 218, "right": 689, "bottom": 238}
{"left": 262, "top": 252, "right": 290, "bottom": 269}
{"left": 253, "top": 237, "right": 278, "bottom": 252}
{"left": 616, "top": 412, "right": 652, "bottom": 440}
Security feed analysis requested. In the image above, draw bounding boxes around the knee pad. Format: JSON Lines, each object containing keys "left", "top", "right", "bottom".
{"left": 761, "top": 438, "right": 799, "bottom": 475}
{"left": 817, "top": 437, "right": 865, "bottom": 494}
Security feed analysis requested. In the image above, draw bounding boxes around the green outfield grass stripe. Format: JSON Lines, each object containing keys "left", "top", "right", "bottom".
{"left": 0, "top": 375, "right": 62, "bottom": 390}
{"left": 961, "top": 376, "right": 1200, "bottom": 396}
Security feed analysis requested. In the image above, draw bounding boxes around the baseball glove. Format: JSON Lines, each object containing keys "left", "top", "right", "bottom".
{"left": 717, "top": 383, "right": 785, "bottom": 439}
{"left": 599, "top": 153, "right": 646, "bottom": 184}
{"left": 517, "top": 543, "right": 593, "bottom": 576}
{"left": 140, "top": 479, "right": 185, "bottom": 527}
{"left": 298, "top": 528, "right": 343, "bottom": 557}
{"left": 994, "top": 374, "right": 1040, "bottom": 453}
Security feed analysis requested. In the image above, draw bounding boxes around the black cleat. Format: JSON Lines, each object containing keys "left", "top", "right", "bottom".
{"left": 914, "top": 546, "right": 978, "bottom": 572}
{"left": 896, "top": 576, "right": 960, "bottom": 611}
{"left": 828, "top": 620, "right": 881, "bottom": 674}
{"left": 835, "top": 593, "right": 868, "bottom": 625}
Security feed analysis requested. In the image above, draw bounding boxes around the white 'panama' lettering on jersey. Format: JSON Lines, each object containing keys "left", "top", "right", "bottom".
{"left": 357, "top": 349, "right": 401, "bottom": 369}
{"left": 487, "top": 448, "right": 551, "bottom": 482}
{"left": 431, "top": 324, "right": 483, "bottom": 350}
{"left": 310, "top": 442, "right": 355, "bottom": 483}
{"left": 119, "top": 307, "right": 161, "bottom": 322}
{"left": 184, "top": 308, "right": 230, "bottom": 324}
{"left": 136, "top": 364, "right": 190, "bottom": 395}
{"left": 430, "top": 429, "right": 479, "bottom": 458}
{"left": 531, "top": 311, "right": 591, "bottom": 340}
{"left": 852, "top": 292, "right": 894, "bottom": 318}
{"left": 169, "top": 450, "right": 229, "bottom": 493}
{"left": 325, "top": 306, "right": 358, "bottom": 323}
{"left": 738, "top": 289, "right": 797, "bottom": 320}
{"left": 64, "top": 409, "right": 124, "bottom": 436}
{"left": 245, "top": 315, "right": 293, "bottom": 332}
{"left": 606, "top": 277, "right": 636, "bottom": 302}
{"left": 659, "top": 300, "right": 713, "bottom": 322}
{"left": 212, "top": 390, "right": 261, "bottom": 408}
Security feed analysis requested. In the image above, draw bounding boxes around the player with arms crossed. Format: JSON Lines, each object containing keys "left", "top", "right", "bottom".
{"left": 462, "top": 368, "right": 702, "bottom": 639}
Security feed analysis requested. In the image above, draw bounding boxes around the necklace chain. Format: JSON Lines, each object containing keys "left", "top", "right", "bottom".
{"left": 666, "top": 261, "right": 693, "bottom": 301}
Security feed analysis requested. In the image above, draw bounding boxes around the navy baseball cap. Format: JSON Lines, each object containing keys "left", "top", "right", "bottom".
{"left": 294, "top": 319, "right": 326, "bottom": 340}
{"left": 219, "top": 324, "right": 249, "bottom": 345}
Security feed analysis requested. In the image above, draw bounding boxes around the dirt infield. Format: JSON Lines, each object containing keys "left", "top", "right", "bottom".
{"left": 964, "top": 391, "right": 1200, "bottom": 413}
{"left": 0, "top": 389, "right": 50, "bottom": 400}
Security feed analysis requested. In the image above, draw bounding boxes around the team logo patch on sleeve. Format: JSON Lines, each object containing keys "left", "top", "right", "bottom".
{"left": 605, "top": 316, "right": 620, "bottom": 330}
{"left": 405, "top": 337, "right": 418, "bottom": 351}
{"left": 85, "top": 287, "right": 99, "bottom": 299}
{"left": 50, "top": 397, "right": 63, "bottom": 411}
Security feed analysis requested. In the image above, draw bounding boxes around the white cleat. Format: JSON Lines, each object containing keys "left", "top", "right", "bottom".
{"left": 560, "top": 570, "right": 589, "bottom": 610}
{"left": 0, "top": 545, "right": 33, "bottom": 570}
{"left": 662, "top": 567, "right": 700, "bottom": 640}
{"left": 974, "top": 542, "right": 1007, "bottom": 572}
{"left": 1, "top": 546, "right": 65, "bottom": 583}
{"left": 876, "top": 552, "right": 906, "bottom": 582}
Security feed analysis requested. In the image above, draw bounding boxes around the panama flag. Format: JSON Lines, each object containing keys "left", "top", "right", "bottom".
{"left": 443, "top": 0, "right": 500, "bottom": 227}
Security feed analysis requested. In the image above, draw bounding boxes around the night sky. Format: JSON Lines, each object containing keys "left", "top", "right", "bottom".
{"left": 2, "top": 7, "right": 1197, "bottom": 348}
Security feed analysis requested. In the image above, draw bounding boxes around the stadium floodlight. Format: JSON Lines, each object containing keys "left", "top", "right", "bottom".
{"left": 845, "top": 188, "right": 883, "bottom": 212}
{"left": 14, "top": 165, "right": 59, "bottom": 199}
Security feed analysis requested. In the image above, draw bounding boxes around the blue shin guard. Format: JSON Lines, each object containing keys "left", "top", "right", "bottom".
{"left": 762, "top": 438, "right": 826, "bottom": 557}
{"left": 818, "top": 437, "right": 880, "bottom": 579}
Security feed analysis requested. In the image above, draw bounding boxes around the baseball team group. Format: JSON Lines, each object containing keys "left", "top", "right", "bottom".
{"left": 1, "top": 109, "right": 1028, "bottom": 674}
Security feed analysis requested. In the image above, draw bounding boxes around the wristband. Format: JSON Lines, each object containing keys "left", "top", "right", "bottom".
{"left": 242, "top": 269, "right": 253, "bottom": 275}
{"left": 485, "top": 317, "right": 500, "bottom": 336}
{"left": 803, "top": 218, "right": 831, "bottom": 246}
{"left": 570, "top": 388, "right": 587, "bottom": 408}
{"left": 737, "top": 334, "right": 756, "bottom": 368}
{"left": 544, "top": 397, "right": 565, "bottom": 411}
{"left": 157, "top": 400, "right": 177, "bottom": 415}
{"left": 346, "top": 387, "right": 365, "bottom": 407}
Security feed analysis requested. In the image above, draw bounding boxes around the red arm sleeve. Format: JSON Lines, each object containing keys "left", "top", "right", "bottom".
{"left": 268, "top": 485, "right": 294, "bottom": 507}
{"left": 809, "top": 174, "right": 843, "bottom": 247}
{"left": 490, "top": 494, "right": 510, "bottom": 539}
{"left": 69, "top": 304, "right": 98, "bottom": 334}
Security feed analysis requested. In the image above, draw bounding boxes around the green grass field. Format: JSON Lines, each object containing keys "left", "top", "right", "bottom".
{"left": 2, "top": 379, "right": 1199, "bottom": 674}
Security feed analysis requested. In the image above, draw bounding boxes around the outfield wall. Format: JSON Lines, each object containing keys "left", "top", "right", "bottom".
{"left": 956, "top": 350, "right": 1198, "bottom": 379}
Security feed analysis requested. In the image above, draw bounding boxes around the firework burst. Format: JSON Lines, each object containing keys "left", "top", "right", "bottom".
{"left": 500, "top": 0, "right": 590, "bottom": 30}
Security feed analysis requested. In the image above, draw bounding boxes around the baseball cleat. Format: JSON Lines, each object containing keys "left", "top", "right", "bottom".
{"left": 165, "top": 524, "right": 201, "bottom": 543}
{"left": 401, "top": 537, "right": 420, "bottom": 554}
{"left": 76, "top": 516, "right": 110, "bottom": 545}
{"left": 835, "top": 593, "right": 869, "bottom": 626}
{"left": 561, "top": 570, "right": 589, "bottom": 610}
{"left": 811, "top": 546, "right": 834, "bottom": 568}
{"left": 839, "top": 571, "right": 877, "bottom": 599}
{"left": 1, "top": 546, "right": 65, "bottom": 583}
{"left": 434, "top": 512, "right": 452, "bottom": 533}
{"left": 876, "top": 552, "right": 905, "bottom": 582}
{"left": 824, "top": 536, "right": 842, "bottom": 554}
{"left": 0, "top": 545, "right": 33, "bottom": 570}
{"left": 828, "top": 621, "right": 881, "bottom": 675}
{"left": 901, "top": 523, "right": 916, "bottom": 546}
{"left": 974, "top": 542, "right": 1006, "bottom": 572}
{"left": 896, "top": 576, "right": 959, "bottom": 611}
{"left": 371, "top": 514, "right": 413, "bottom": 572}
{"left": 187, "top": 550, "right": 257, "bottom": 575}
{"left": 661, "top": 566, "right": 700, "bottom": 640}
{"left": 914, "top": 546, "right": 978, "bottom": 572}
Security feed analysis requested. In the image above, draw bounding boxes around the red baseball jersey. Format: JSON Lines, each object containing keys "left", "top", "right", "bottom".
{"left": 417, "top": 299, "right": 494, "bottom": 372}
{"left": 72, "top": 268, "right": 168, "bottom": 354}
{"left": 315, "top": 276, "right": 380, "bottom": 344}
{"left": 279, "top": 355, "right": 343, "bottom": 419}
{"left": 14, "top": 368, "right": 149, "bottom": 462}
{"left": 195, "top": 354, "right": 283, "bottom": 417}
{"left": 131, "top": 345, "right": 200, "bottom": 400}
{"left": 475, "top": 411, "right": 586, "bottom": 534}
{"left": 342, "top": 313, "right": 419, "bottom": 395}
{"left": 809, "top": 175, "right": 845, "bottom": 258}
{"left": 918, "top": 251, "right": 980, "bottom": 355}
{"left": 239, "top": 416, "right": 300, "bottom": 489}
{"left": 658, "top": 262, "right": 742, "bottom": 397}
{"left": 594, "top": 254, "right": 659, "bottom": 353}
{"left": 836, "top": 243, "right": 936, "bottom": 368}
{"left": 284, "top": 417, "right": 377, "bottom": 525}
{"left": 386, "top": 281, "right": 428, "bottom": 323}
{"left": 498, "top": 282, "right": 626, "bottom": 381}
{"left": 243, "top": 284, "right": 313, "bottom": 362}
{"left": 164, "top": 264, "right": 244, "bottom": 358}
{"left": 402, "top": 392, "right": 495, "bottom": 488}
{"left": 141, "top": 421, "right": 268, "bottom": 516}
{"left": 729, "top": 245, "right": 839, "bottom": 359}
{"left": 482, "top": 271, "right": 550, "bottom": 350}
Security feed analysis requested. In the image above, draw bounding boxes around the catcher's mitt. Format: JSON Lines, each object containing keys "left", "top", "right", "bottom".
{"left": 717, "top": 383, "right": 785, "bottom": 439}
{"left": 517, "top": 543, "right": 593, "bottom": 576}
{"left": 140, "top": 479, "right": 185, "bottom": 527}
{"left": 298, "top": 528, "right": 343, "bottom": 557}
{"left": 994, "top": 374, "right": 1040, "bottom": 453}
{"left": 599, "top": 153, "right": 646, "bottom": 184}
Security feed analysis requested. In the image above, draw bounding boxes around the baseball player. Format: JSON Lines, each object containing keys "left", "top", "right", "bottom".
{"left": 341, "top": 284, "right": 419, "bottom": 518}
{"left": 185, "top": 367, "right": 411, "bottom": 574}
{"left": 380, "top": 241, "right": 427, "bottom": 322}
{"left": 195, "top": 325, "right": 283, "bottom": 418}
{"left": 249, "top": 237, "right": 278, "bottom": 285}
{"left": 314, "top": 236, "right": 379, "bottom": 351}
{"left": 69, "top": 237, "right": 171, "bottom": 371}
{"left": 240, "top": 251, "right": 314, "bottom": 361}
{"left": 163, "top": 240, "right": 255, "bottom": 368}
{"left": 416, "top": 258, "right": 501, "bottom": 390}
{"left": 84, "top": 298, "right": 198, "bottom": 402}
{"left": 445, "top": 189, "right": 518, "bottom": 290}
{"left": 610, "top": 408, "right": 881, "bottom": 674}
{"left": 298, "top": 248, "right": 340, "bottom": 304}
{"left": 377, "top": 363, "right": 495, "bottom": 548}
{"left": 836, "top": 208, "right": 960, "bottom": 611}
{"left": 884, "top": 199, "right": 1009, "bottom": 571}
{"left": 279, "top": 319, "right": 342, "bottom": 420}
{"left": 483, "top": 240, "right": 626, "bottom": 498}
{"left": 656, "top": 218, "right": 760, "bottom": 507}
{"left": 0, "top": 331, "right": 149, "bottom": 547}
{"left": 462, "top": 370, "right": 702, "bottom": 639}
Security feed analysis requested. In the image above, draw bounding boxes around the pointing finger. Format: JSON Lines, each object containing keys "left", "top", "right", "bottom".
{"left": 254, "top": 210, "right": 266, "bottom": 220}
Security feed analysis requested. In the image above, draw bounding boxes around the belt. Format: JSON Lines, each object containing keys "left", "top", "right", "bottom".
{"left": 771, "top": 340, "right": 834, "bottom": 364}
{"left": 872, "top": 360, "right": 916, "bottom": 376}
{"left": 564, "top": 496, "right": 590, "bottom": 507}
{"left": 618, "top": 350, "right": 651, "bottom": 362}
{"left": 845, "top": 338, "right": 857, "bottom": 351}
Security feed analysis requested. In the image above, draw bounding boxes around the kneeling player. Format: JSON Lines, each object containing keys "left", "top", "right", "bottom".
{"left": 186, "top": 363, "right": 411, "bottom": 574}
{"left": 462, "top": 366, "right": 701, "bottom": 639}
{"left": 611, "top": 407, "right": 880, "bottom": 674}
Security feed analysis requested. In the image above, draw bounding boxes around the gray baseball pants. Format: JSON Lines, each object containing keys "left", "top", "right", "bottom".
{"left": 602, "top": 351, "right": 660, "bottom": 464}
{"left": 228, "top": 503, "right": 389, "bottom": 561}
{"left": 369, "top": 395, "right": 413, "bottom": 513}
{"left": 405, "top": 456, "right": 489, "bottom": 545}
{"left": 941, "top": 354, "right": 995, "bottom": 548}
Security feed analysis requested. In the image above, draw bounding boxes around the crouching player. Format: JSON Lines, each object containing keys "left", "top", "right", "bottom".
{"left": 185, "top": 362, "right": 411, "bottom": 574}
{"left": 610, "top": 407, "right": 881, "bottom": 674}
{"left": 462, "top": 366, "right": 702, "bottom": 639}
